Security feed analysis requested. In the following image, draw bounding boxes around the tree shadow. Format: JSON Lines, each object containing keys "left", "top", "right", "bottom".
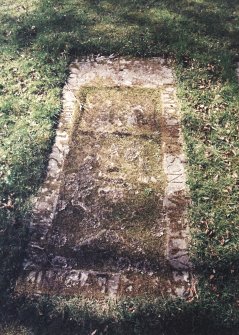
{"left": 5, "top": 0, "right": 238, "bottom": 64}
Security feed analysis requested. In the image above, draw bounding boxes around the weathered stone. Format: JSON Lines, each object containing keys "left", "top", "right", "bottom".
{"left": 15, "top": 56, "right": 192, "bottom": 300}
{"left": 169, "top": 255, "right": 191, "bottom": 271}
{"left": 169, "top": 238, "right": 188, "bottom": 250}
{"left": 236, "top": 62, "right": 239, "bottom": 82}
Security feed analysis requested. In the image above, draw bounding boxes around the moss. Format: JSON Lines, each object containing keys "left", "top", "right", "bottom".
{"left": 45, "top": 86, "right": 167, "bottom": 275}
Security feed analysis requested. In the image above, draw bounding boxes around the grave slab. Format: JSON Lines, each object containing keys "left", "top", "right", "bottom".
{"left": 16, "top": 56, "right": 192, "bottom": 299}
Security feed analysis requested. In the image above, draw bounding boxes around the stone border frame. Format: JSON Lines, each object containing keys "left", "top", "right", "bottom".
{"left": 22, "top": 55, "right": 192, "bottom": 298}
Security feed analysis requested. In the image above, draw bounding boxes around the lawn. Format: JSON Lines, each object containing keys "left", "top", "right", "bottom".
{"left": 0, "top": 0, "right": 239, "bottom": 334}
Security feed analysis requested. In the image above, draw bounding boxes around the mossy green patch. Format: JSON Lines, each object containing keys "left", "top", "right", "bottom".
{"left": 47, "top": 86, "right": 166, "bottom": 273}
{"left": 76, "top": 87, "right": 162, "bottom": 135}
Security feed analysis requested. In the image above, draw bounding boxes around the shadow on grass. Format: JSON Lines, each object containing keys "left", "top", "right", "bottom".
{"left": 1, "top": 293, "right": 239, "bottom": 335}
{"left": 7, "top": 0, "right": 238, "bottom": 65}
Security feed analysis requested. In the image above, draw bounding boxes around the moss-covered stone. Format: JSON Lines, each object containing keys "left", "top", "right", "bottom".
{"left": 48, "top": 87, "right": 166, "bottom": 274}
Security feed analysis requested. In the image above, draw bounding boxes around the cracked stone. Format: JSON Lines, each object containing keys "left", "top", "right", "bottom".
{"left": 16, "top": 57, "right": 191, "bottom": 299}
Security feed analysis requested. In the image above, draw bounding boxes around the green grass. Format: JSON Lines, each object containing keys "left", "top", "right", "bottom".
{"left": 0, "top": 0, "right": 239, "bottom": 333}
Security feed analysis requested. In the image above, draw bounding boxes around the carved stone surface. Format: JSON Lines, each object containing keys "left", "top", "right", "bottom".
{"left": 16, "top": 56, "right": 192, "bottom": 299}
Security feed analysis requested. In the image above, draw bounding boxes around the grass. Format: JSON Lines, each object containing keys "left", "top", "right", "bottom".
{"left": 0, "top": 0, "right": 239, "bottom": 333}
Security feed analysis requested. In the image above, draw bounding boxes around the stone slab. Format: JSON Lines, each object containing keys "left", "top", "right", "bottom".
{"left": 15, "top": 56, "right": 192, "bottom": 299}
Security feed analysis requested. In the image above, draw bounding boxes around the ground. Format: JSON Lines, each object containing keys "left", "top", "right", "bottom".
{"left": 0, "top": 0, "right": 239, "bottom": 334}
